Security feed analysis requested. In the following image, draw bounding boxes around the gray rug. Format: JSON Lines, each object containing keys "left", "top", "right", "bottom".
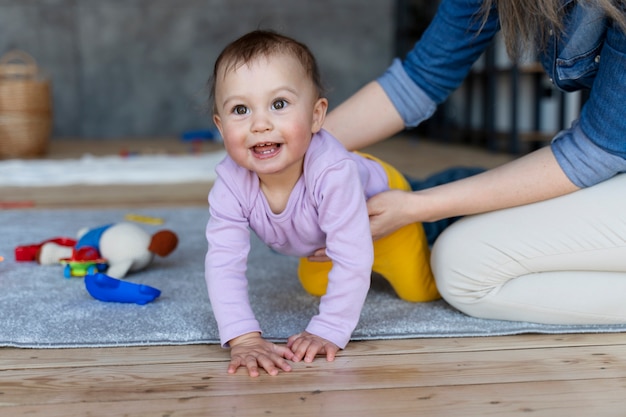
{"left": 2, "top": 207, "right": 625, "bottom": 349}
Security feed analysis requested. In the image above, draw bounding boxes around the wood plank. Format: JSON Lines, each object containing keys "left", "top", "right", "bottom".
{"left": 1, "top": 184, "right": 211, "bottom": 208}
{"left": 343, "top": 333, "right": 626, "bottom": 356}
{"left": 2, "top": 344, "right": 626, "bottom": 406}
{"left": 44, "top": 137, "right": 226, "bottom": 159}
{"left": 0, "top": 345, "right": 226, "bottom": 371}
{"left": 3, "top": 378, "right": 626, "bottom": 417}
{"left": 3, "top": 333, "right": 626, "bottom": 370}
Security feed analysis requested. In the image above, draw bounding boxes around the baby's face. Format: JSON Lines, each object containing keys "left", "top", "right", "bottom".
{"left": 213, "top": 53, "right": 327, "bottom": 179}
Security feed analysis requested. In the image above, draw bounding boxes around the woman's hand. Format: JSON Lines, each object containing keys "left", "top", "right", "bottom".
{"left": 287, "top": 331, "right": 340, "bottom": 363}
{"left": 228, "top": 332, "right": 294, "bottom": 377}
{"left": 366, "top": 189, "right": 416, "bottom": 240}
{"left": 306, "top": 188, "right": 417, "bottom": 262}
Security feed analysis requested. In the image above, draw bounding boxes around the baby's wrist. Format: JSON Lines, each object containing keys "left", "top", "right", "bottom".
{"left": 229, "top": 332, "right": 262, "bottom": 347}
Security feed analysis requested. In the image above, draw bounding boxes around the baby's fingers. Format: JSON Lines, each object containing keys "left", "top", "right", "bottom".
{"left": 229, "top": 352, "right": 293, "bottom": 377}
{"left": 261, "top": 353, "right": 293, "bottom": 376}
{"left": 291, "top": 337, "right": 340, "bottom": 363}
{"left": 324, "top": 344, "right": 340, "bottom": 362}
{"left": 228, "top": 355, "right": 261, "bottom": 377}
{"left": 273, "top": 344, "right": 295, "bottom": 361}
{"left": 253, "top": 349, "right": 293, "bottom": 376}
{"left": 291, "top": 338, "right": 323, "bottom": 363}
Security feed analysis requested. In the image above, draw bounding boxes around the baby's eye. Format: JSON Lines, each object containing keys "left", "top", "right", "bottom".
{"left": 232, "top": 105, "right": 248, "bottom": 115}
{"left": 272, "top": 99, "right": 287, "bottom": 110}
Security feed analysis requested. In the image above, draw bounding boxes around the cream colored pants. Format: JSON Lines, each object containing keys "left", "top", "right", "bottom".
{"left": 432, "top": 173, "right": 626, "bottom": 325}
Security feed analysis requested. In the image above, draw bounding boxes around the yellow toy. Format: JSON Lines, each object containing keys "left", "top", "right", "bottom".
{"left": 297, "top": 153, "right": 440, "bottom": 303}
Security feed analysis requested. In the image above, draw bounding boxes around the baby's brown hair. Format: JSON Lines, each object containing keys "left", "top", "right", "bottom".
{"left": 209, "top": 30, "right": 325, "bottom": 114}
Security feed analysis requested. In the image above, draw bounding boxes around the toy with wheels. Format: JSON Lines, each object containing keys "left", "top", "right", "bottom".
{"left": 37, "top": 222, "right": 178, "bottom": 279}
{"left": 59, "top": 245, "right": 107, "bottom": 278}
{"left": 61, "top": 259, "right": 108, "bottom": 278}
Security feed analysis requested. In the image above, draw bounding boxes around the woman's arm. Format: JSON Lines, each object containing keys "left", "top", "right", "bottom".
{"left": 324, "top": 0, "right": 498, "bottom": 152}
{"left": 323, "top": 81, "right": 405, "bottom": 151}
{"left": 368, "top": 146, "right": 580, "bottom": 239}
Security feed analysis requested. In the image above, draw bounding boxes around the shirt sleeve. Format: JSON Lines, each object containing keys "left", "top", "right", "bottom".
{"left": 377, "top": 0, "right": 499, "bottom": 127}
{"left": 205, "top": 177, "right": 260, "bottom": 348}
{"left": 304, "top": 158, "right": 374, "bottom": 349}
{"left": 557, "top": 22, "right": 626, "bottom": 187}
{"left": 377, "top": 59, "right": 437, "bottom": 128}
{"left": 551, "top": 121, "right": 626, "bottom": 188}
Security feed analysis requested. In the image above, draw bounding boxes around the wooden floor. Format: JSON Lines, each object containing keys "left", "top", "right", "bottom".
{"left": 2, "top": 136, "right": 626, "bottom": 416}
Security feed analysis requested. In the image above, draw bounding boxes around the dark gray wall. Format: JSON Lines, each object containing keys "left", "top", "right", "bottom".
{"left": 0, "top": 0, "right": 394, "bottom": 139}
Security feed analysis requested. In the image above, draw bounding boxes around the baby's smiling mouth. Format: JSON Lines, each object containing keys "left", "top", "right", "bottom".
{"left": 252, "top": 142, "right": 281, "bottom": 155}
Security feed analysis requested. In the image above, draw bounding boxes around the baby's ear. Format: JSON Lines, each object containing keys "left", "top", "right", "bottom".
{"left": 311, "top": 97, "right": 328, "bottom": 133}
{"left": 213, "top": 114, "right": 224, "bottom": 136}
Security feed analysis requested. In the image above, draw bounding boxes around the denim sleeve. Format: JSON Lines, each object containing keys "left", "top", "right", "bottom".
{"left": 553, "top": 22, "right": 626, "bottom": 187}
{"left": 551, "top": 122, "right": 626, "bottom": 188}
{"left": 401, "top": 0, "right": 500, "bottom": 103}
{"left": 376, "top": 59, "right": 437, "bottom": 127}
{"left": 376, "top": 0, "right": 499, "bottom": 128}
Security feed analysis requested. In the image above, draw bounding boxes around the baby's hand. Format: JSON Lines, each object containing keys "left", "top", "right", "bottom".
{"left": 287, "top": 331, "right": 340, "bottom": 363}
{"left": 228, "top": 332, "right": 294, "bottom": 377}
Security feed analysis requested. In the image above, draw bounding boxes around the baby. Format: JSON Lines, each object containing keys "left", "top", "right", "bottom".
{"left": 205, "top": 30, "right": 438, "bottom": 377}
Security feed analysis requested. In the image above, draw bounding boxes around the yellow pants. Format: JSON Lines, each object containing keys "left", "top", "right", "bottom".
{"left": 298, "top": 153, "right": 440, "bottom": 302}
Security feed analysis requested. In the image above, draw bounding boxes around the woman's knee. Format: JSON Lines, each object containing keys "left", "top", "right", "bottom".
{"left": 431, "top": 216, "right": 501, "bottom": 308}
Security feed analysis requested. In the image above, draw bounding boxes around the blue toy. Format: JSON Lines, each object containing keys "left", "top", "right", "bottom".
{"left": 181, "top": 129, "right": 216, "bottom": 141}
{"left": 84, "top": 273, "right": 161, "bottom": 305}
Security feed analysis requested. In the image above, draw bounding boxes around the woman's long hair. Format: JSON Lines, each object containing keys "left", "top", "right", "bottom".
{"left": 482, "top": 0, "right": 626, "bottom": 59}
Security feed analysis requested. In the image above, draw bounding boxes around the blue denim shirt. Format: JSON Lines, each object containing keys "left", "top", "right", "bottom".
{"left": 378, "top": 0, "right": 626, "bottom": 187}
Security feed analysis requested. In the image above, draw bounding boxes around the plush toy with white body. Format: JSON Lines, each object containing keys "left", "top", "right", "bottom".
{"left": 38, "top": 222, "right": 178, "bottom": 278}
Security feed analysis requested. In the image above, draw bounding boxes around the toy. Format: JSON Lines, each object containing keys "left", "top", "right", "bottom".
{"left": 38, "top": 222, "right": 178, "bottom": 279}
{"left": 85, "top": 273, "right": 161, "bottom": 304}
{"left": 59, "top": 245, "right": 108, "bottom": 278}
{"left": 181, "top": 129, "right": 216, "bottom": 142}
{"left": 15, "top": 237, "right": 77, "bottom": 262}
{"left": 61, "top": 259, "right": 108, "bottom": 278}
{"left": 124, "top": 213, "right": 164, "bottom": 225}
{"left": 0, "top": 200, "right": 34, "bottom": 209}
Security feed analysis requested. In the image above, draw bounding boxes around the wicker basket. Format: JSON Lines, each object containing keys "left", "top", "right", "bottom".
{"left": 0, "top": 50, "right": 52, "bottom": 158}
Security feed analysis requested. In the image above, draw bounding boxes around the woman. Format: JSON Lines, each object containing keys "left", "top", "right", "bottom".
{"left": 319, "top": 0, "right": 626, "bottom": 324}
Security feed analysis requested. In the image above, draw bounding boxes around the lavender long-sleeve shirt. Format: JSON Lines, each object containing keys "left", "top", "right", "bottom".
{"left": 205, "top": 129, "right": 388, "bottom": 348}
